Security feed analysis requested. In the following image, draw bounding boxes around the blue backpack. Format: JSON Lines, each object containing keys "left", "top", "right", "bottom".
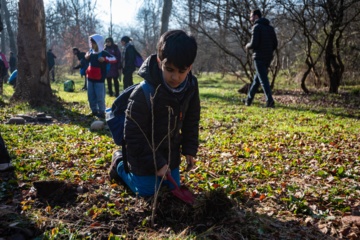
{"left": 106, "top": 81, "right": 155, "bottom": 145}
{"left": 134, "top": 49, "right": 144, "bottom": 68}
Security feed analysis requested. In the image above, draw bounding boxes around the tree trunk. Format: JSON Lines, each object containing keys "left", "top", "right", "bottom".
{"left": 160, "top": 0, "right": 172, "bottom": 35}
{"left": 12, "top": 0, "right": 55, "bottom": 106}
{"left": 2, "top": 0, "right": 16, "bottom": 53}
{"left": 325, "top": 33, "right": 343, "bottom": 94}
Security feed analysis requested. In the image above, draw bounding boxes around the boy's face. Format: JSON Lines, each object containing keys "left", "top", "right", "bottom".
{"left": 158, "top": 59, "right": 192, "bottom": 88}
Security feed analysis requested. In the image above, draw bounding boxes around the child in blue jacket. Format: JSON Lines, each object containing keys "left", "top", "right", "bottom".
{"left": 85, "top": 34, "right": 117, "bottom": 118}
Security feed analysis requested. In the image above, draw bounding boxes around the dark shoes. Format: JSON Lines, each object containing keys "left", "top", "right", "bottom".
{"left": 242, "top": 98, "right": 251, "bottom": 106}
{"left": 265, "top": 100, "right": 275, "bottom": 108}
{"left": 109, "top": 150, "right": 123, "bottom": 183}
{"left": 96, "top": 112, "right": 105, "bottom": 119}
{"left": 87, "top": 112, "right": 105, "bottom": 119}
{"left": 242, "top": 98, "right": 275, "bottom": 108}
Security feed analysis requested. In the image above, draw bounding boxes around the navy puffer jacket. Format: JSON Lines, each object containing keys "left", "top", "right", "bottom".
{"left": 124, "top": 54, "right": 201, "bottom": 176}
{"left": 246, "top": 18, "right": 278, "bottom": 62}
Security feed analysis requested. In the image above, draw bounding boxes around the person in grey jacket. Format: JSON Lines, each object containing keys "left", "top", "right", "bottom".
{"left": 244, "top": 9, "right": 278, "bottom": 108}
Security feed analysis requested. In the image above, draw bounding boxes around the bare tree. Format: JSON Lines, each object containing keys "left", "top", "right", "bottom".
{"left": 12, "top": 0, "right": 55, "bottom": 105}
{"left": 277, "top": 0, "right": 327, "bottom": 93}
{"left": 320, "top": 0, "right": 360, "bottom": 93}
{"left": 160, "top": 0, "right": 172, "bottom": 35}
{"left": 181, "top": 0, "right": 279, "bottom": 85}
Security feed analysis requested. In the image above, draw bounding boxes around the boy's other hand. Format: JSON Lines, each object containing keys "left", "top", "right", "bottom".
{"left": 185, "top": 155, "right": 195, "bottom": 171}
{"left": 156, "top": 164, "right": 169, "bottom": 177}
{"left": 98, "top": 57, "right": 105, "bottom": 62}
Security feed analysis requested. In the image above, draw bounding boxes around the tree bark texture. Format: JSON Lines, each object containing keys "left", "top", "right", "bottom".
{"left": 13, "top": 0, "right": 54, "bottom": 105}
{"left": 160, "top": 0, "right": 172, "bottom": 35}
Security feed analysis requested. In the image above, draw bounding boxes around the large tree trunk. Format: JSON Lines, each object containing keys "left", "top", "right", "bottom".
{"left": 160, "top": 0, "right": 172, "bottom": 35}
{"left": 325, "top": 32, "right": 344, "bottom": 94}
{"left": 1, "top": 0, "right": 16, "bottom": 53}
{"left": 12, "top": 0, "right": 55, "bottom": 105}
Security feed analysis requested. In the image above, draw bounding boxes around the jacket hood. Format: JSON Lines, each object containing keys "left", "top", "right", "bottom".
{"left": 255, "top": 18, "right": 270, "bottom": 26}
{"left": 89, "top": 34, "right": 104, "bottom": 53}
{"left": 138, "top": 54, "right": 161, "bottom": 86}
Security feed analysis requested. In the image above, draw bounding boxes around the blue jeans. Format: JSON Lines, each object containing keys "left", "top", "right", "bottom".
{"left": 117, "top": 162, "right": 180, "bottom": 196}
{"left": 87, "top": 81, "right": 106, "bottom": 114}
{"left": 246, "top": 60, "right": 274, "bottom": 104}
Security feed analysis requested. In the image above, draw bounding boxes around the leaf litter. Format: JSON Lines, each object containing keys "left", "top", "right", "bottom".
{"left": 0, "top": 88, "right": 359, "bottom": 239}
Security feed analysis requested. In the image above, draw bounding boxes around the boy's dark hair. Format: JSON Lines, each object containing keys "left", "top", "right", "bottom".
{"left": 72, "top": 47, "right": 79, "bottom": 53}
{"left": 252, "top": 9, "right": 262, "bottom": 18}
{"left": 157, "top": 30, "right": 197, "bottom": 70}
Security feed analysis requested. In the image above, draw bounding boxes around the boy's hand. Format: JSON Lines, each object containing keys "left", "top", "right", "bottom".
{"left": 185, "top": 155, "right": 195, "bottom": 171}
{"left": 98, "top": 57, "right": 105, "bottom": 62}
{"left": 85, "top": 51, "right": 91, "bottom": 59}
{"left": 157, "top": 164, "right": 169, "bottom": 177}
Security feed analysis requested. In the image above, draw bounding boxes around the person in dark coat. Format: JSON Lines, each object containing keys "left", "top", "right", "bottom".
{"left": 104, "top": 37, "right": 122, "bottom": 97}
{"left": 109, "top": 30, "right": 200, "bottom": 197}
{"left": 72, "top": 47, "right": 88, "bottom": 90}
{"left": 120, "top": 36, "right": 137, "bottom": 89}
{"left": 244, "top": 9, "right": 278, "bottom": 108}
{"left": 9, "top": 51, "right": 16, "bottom": 74}
{"left": 47, "top": 49, "right": 57, "bottom": 82}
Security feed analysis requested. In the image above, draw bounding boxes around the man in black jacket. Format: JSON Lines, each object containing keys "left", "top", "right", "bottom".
{"left": 244, "top": 9, "right": 278, "bottom": 108}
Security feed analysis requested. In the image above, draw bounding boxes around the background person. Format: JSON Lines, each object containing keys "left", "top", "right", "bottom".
{"left": 72, "top": 47, "right": 89, "bottom": 90}
{"left": 104, "top": 37, "right": 122, "bottom": 97}
{"left": 244, "top": 9, "right": 278, "bottom": 108}
{"left": 85, "top": 34, "right": 117, "bottom": 119}
{"left": 120, "top": 36, "right": 137, "bottom": 89}
{"left": 47, "top": 49, "right": 57, "bottom": 82}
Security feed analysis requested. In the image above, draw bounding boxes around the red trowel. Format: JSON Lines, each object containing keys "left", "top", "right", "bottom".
{"left": 166, "top": 173, "right": 195, "bottom": 205}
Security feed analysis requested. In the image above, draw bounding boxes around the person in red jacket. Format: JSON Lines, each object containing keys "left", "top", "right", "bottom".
{"left": 85, "top": 34, "right": 117, "bottom": 118}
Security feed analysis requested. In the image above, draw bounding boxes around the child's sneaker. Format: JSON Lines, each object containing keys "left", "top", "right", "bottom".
{"left": 109, "top": 150, "right": 123, "bottom": 183}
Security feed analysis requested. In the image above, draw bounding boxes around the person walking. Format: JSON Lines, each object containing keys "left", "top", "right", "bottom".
{"left": 104, "top": 37, "right": 122, "bottom": 97}
{"left": 120, "top": 36, "right": 137, "bottom": 89}
{"left": 244, "top": 9, "right": 278, "bottom": 108}
{"left": 72, "top": 47, "right": 89, "bottom": 90}
{"left": 47, "top": 49, "right": 57, "bottom": 82}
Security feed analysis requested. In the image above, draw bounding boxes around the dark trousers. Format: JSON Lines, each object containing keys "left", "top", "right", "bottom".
{"left": 123, "top": 71, "right": 134, "bottom": 90}
{"left": 246, "top": 60, "right": 274, "bottom": 104}
{"left": 107, "top": 77, "right": 120, "bottom": 97}
{"left": 82, "top": 75, "right": 87, "bottom": 89}
{"left": 49, "top": 66, "right": 55, "bottom": 82}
